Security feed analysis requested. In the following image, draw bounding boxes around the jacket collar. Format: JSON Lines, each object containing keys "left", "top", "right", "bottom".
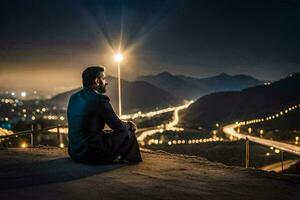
{"left": 83, "top": 86, "right": 102, "bottom": 95}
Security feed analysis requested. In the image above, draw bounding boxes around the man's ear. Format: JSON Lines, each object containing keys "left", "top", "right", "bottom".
{"left": 95, "top": 77, "right": 100, "bottom": 86}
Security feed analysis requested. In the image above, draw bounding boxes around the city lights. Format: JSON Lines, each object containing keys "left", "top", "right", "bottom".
{"left": 248, "top": 127, "right": 252, "bottom": 134}
{"left": 259, "top": 129, "right": 264, "bottom": 137}
{"left": 21, "top": 142, "right": 27, "bottom": 148}
{"left": 21, "top": 92, "right": 27, "bottom": 97}
{"left": 146, "top": 137, "right": 224, "bottom": 146}
{"left": 236, "top": 102, "right": 300, "bottom": 127}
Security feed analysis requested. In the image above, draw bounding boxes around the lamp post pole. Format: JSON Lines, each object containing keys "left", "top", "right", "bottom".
{"left": 114, "top": 53, "right": 124, "bottom": 118}
{"left": 118, "top": 62, "right": 122, "bottom": 117}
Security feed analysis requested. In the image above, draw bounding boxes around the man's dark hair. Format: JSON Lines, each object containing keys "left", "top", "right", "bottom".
{"left": 82, "top": 66, "right": 105, "bottom": 87}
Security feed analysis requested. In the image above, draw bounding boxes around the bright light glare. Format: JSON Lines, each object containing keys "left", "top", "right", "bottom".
{"left": 21, "top": 92, "right": 27, "bottom": 97}
{"left": 21, "top": 142, "right": 27, "bottom": 148}
{"left": 114, "top": 53, "right": 124, "bottom": 62}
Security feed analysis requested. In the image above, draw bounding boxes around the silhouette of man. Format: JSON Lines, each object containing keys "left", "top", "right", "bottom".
{"left": 67, "top": 66, "right": 142, "bottom": 164}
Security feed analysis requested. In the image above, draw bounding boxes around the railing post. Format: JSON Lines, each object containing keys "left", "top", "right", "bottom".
{"left": 57, "top": 125, "right": 62, "bottom": 147}
{"left": 245, "top": 138, "right": 250, "bottom": 168}
{"left": 30, "top": 124, "right": 34, "bottom": 147}
{"left": 281, "top": 151, "right": 284, "bottom": 173}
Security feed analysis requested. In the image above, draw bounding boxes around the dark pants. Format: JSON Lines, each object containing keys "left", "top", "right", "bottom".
{"left": 82, "top": 129, "right": 142, "bottom": 165}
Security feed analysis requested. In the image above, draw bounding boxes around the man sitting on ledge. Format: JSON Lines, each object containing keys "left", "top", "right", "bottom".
{"left": 67, "top": 66, "right": 142, "bottom": 164}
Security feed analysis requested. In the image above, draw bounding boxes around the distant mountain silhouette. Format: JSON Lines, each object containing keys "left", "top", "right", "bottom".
{"left": 181, "top": 73, "right": 300, "bottom": 128}
{"left": 48, "top": 76, "right": 182, "bottom": 113}
{"left": 137, "top": 72, "right": 263, "bottom": 99}
{"left": 137, "top": 72, "right": 207, "bottom": 100}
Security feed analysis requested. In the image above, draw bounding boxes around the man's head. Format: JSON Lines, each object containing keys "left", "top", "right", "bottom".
{"left": 82, "top": 66, "right": 108, "bottom": 93}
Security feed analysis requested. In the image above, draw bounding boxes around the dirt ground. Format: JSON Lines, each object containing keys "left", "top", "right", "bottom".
{"left": 0, "top": 147, "right": 300, "bottom": 200}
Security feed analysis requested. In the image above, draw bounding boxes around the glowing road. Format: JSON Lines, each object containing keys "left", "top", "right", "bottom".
{"left": 121, "top": 106, "right": 177, "bottom": 120}
{"left": 137, "top": 101, "right": 193, "bottom": 143}
{"left": 260, "top": 159, "right": 300, "bottom": 172}
{"left": 223, "top": 123, "right": 300, "bottom": 156}
{"left": 0, "top": 127, "right": 13, "bottom": 136}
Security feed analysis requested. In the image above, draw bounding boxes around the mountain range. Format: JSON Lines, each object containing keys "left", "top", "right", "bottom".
{"left": 137, "top": 72, "right": 263, "bottom": 99}
{"left": 181, "top": 73, "right": 300, "bottom": 128}
{"left": 48, "top": 72, "right": 264, "bottom": 113}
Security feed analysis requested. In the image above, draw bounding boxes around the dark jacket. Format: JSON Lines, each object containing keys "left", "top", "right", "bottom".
{"left": 67, "top": 87, "right": 127, "bottom": 162}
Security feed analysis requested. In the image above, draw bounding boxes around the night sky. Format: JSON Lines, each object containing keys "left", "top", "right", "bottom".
{"left": 0, "top": 0, "right": 299, "bottom": 92}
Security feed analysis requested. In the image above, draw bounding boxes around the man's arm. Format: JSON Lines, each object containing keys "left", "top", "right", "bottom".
{"left": 100, "top": 96, "right": 127, "bottom": 132}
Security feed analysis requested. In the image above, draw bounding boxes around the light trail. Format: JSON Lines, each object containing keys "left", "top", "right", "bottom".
{"left": 260, "top": 159, "right": 300, "bottom": 172}
{"left": 121, "top": 107, "right": 176, "bottom": 120}
{"left": 165, "top": 102, "right": 192, "bottom": 129}
{"left": 222, "top": 102, "right": 300, "bottom": 156}
{"left": 137, "top": 100, "right": 194, "bottom": 143}
{"left": 223, "top": 123, "right": 300, "bottom": 156}
{"left": 0, "top": 127, "right": 14, "bottom": 136}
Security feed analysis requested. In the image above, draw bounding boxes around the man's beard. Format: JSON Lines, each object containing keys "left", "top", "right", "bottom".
{"left": 96, "top": 85, "right": 106, "bottom": 93}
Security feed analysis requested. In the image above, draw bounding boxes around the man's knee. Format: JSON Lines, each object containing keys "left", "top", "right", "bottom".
{"left": 117, "top": 129, "right": 132, "bottom": 141}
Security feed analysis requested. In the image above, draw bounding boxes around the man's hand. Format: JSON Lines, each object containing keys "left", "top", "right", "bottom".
{"left": 122, "top": 120, "right": 137, "bottom": 132}
{"left": 127, "top": 121, "right": 137, "bottom": 133}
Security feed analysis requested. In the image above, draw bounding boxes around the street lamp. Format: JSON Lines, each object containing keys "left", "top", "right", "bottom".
{"left": 259, "top": 129, "right": 264, "bottom": 137}
{"left": 114, "top": 53, "right": 124, "bottom": 117}
{"left": 248, "top": 127, "right": 252, "bottom": 134}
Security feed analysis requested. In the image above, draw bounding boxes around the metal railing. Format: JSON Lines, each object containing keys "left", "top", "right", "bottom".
{"left": 1, "top": 122, "right": 299, "bottom": 173}
{"left": 0, "top": 124, "right": 68, "bottom": 148}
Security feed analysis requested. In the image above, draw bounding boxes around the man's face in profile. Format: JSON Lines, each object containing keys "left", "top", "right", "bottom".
{"left": 95, "top": 72, "right": 107, "bottom": 93}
